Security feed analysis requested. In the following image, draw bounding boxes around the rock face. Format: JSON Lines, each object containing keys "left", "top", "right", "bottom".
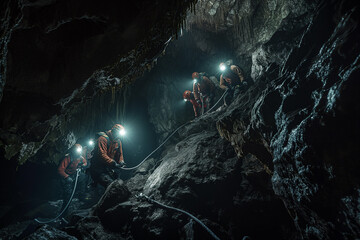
{"left": 0, "top": 0, "right": 359, "bottom": 240}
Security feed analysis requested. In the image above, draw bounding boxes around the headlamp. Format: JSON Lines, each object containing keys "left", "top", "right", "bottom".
{"left": 193, "top": 79, "right": 197, "bottom": 83}
{"left": 119, "top": 128, "right": 126, "bottom": 136}
{"left": 184, "top": 99, "right": 188, "bottom": 102}
{"left": 88, "top": 140, "right": 94, "bottom": 146}
{"left": 76, "top": 146, "right": 82, "bottom": 153}
{"left": 220, "top": 64, "right": 226, "bottom": 71}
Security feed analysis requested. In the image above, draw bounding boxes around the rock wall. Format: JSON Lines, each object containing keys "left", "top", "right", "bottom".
{"left": 0, "top": 0, "right": 359, "bottom": 240}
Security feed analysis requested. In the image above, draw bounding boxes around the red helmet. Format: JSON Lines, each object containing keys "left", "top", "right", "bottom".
{"left": 111, "top": 124, "right": 125, "bottom": 138}
{"left": 192, "top": 72, "right": 199, "bottom": 80}
{"left": 183, "top": 90, "right": 192, "bottom": 100}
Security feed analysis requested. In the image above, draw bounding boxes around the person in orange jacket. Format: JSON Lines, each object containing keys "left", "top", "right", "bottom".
{"left": 89, "top": 124, "right": 126, "bottom": 188}
{"left": 192, "top": 72, "right": 215, "bottom": 113}
{"left": 219, "top": 63, "right": 248, "bottom": 106}
{"left": 57, "top": 143, "right": 87, "bottom": 214}
{"left": 183, "top": 90, "right": 201, "bottom": 118}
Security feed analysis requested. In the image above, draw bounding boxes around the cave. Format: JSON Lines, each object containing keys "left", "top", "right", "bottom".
{"left": 0, "top": 0, "right": 359, "bottom": 239}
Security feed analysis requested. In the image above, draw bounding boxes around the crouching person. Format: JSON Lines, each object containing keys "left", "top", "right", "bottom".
{"left": 57, "top": 143, "right": 87, "bottom": 215}
{"left": 89, "top": 124, "right": 126, "bottom": 189}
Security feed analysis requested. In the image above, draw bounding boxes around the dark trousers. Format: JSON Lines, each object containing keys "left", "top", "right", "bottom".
{"left": 90, "top": 166, "right": 118, "bottom": 189}
{"left": 224, "top": 87, "right": 241, "bottom": 106}
{"left": 201, "top": 94, "right": 214, "bottom": 113}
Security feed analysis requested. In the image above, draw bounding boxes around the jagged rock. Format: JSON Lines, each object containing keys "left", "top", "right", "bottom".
{"left": 24, "top": 224, "right": 77, "bottom": 240}
{"left": 0, "top": 0, "right": 359, "bottom": 240}
{"left": 66, "top": 216, "right": 125, "bottom": 240}
{"left": 92, "top": 179, "right": 131, "bottom": 218}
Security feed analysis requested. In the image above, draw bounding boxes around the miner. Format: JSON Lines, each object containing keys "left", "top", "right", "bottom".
{"left": 57, "top": 143, "right": 87, "bottom": 214}
{"left": 219, "top": 62, "right": 248, "bottom": 106}
{"left": 89, "top": 124, "right": 126, "bottom": 188}
{"left": 183, "top": 90, "right": 201, "bottom": 118}
{"left": 192, "top": 72, "right": 215, "bottom": 113}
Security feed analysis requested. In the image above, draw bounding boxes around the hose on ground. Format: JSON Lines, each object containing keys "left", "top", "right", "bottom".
{"left": 136, "top": 193, "right": 221, "bottom": 240}
{"left": 121, "top": 122, "right": 189, "bottom": 170}
{"left": 34, "top": 168, "right": 81, "bottom": 224}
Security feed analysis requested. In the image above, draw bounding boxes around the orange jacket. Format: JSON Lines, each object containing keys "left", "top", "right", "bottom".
{"left": 97, "top": 130, "right": 124, "bottom": 166}
{"left": 58, "top": 154, "right": 87, "bottom": 179}
{"left": 188, "top": 97, "right": 201, "bottom": 117}
{"left": 220, "top": 65, "right": 244, "bottom": 90}
{"left": 193, "top": 76, "right": 214, "bottom": 101}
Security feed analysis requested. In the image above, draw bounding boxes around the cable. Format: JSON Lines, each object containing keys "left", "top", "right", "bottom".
{"left": 121, "top": 122, "right": 189, "bottom": 170}
{"left": 136, "top": 193, "right": 221, "bottom": 240}
{"left": 34, "top": 168, "right": 81, "bottom": 224}
{"left": 207, "top": 90, "right": 227, "bottom": 113}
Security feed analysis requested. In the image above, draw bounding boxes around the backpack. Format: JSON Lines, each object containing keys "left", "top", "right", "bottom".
{"left": 197, "top": 72, "right": 209, "bottom": 83}
{"left": 89, "top": 132, "right": 109, "bottom": 160}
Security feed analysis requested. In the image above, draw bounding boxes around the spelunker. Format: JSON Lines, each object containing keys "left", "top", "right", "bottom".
{"left": 192, "top": 72, "right": 215, "bottom": 114}
{"left": 219, "top": 62, "right": 248, "bottom": 106}
{"left": 183, "top": 90, "right": 201, "bottom": 118}
{"left": 89, "top": 124, "right": 126, "bottom": 188}
{"left": 57, "top": 143, "right": 87, "bottom": 214}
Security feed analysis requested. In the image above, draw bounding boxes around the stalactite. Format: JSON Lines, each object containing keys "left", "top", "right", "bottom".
{"left": 111, "top": 86, "right": 115, "bottom": 105}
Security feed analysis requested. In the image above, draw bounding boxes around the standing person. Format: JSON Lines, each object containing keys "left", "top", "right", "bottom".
{"left": 89, "top": 124, "right": 126, "bottom": 188}
{"left": 219, "top": 63, "right": 248, "bottom": 106}
{"left": 57, "top": 143, "right": 87, "bottom": 215}
{"left": 183, "top": 90, "right": 201, "bottom": 118}
{"left": 192, "top": 72, "right": 215, "bottom": 113}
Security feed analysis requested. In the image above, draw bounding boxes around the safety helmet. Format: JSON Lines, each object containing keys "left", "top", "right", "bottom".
{"left": 111, "top": 124, "right": 126, "bottom": 138}
{"left": 183, "top": 90, "right": 192, "bottom": 101}
{"left": 192, "top": 72, "right": 199, "bottom": 80}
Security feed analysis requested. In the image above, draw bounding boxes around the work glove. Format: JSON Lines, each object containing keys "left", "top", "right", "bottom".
{"left": 112, "top": 161, "right": 124, "bottom": 169}
{"left": 66, "top": 177, "right": 73, "bottom": 183}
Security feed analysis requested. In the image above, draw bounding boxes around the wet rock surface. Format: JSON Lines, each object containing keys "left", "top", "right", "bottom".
{"left": 0, "top": 0, "right": 359, "bottom": 240}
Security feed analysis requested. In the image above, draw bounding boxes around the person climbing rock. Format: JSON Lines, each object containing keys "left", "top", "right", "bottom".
{"left": 57, "top": 143, "right": 87, "bottom": 215}
{"left": 183, "top": 90, "right": 201, "bottom": 118}
{"left": 219, "top": 62, "right": 248, "bottom": 106}
{"left": 192, "top": 72, "right": 215, "bottom": 114}
{"left": 89, "top": 124, "right": 126, "bottom": 188}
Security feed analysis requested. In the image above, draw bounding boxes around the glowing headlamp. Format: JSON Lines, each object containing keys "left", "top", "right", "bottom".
{"left": 76, "top": 146, "right": 82, "bottom": 153}
{"left": 88, "top": 140, "right": 94, "bottom": 146}
{"left": 220, "top": 64, "right": 226, "bottom": 71}
{"left": 119, "top": 128, "right": 126, "bottom": 136}
{"left": 184, "top": 99, "right": 188, "bottom": 102}
{"left": 193, "top": 79, "right": 197, "bottom": 83}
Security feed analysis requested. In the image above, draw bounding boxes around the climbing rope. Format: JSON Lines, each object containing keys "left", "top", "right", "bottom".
{"left": 34, "top": 168, "right": 81, "bottom": 224}
{"left": 121, "top": 122, "right": 189, "bottom": 170}
{"left": 136, "top": 193, "right": 221, "bottom": 240}
{"left": 120, "top": 90, "right": 227, "bottom": 171}
{"left": 207, "top": 89, "right": 227, "bottom": 113}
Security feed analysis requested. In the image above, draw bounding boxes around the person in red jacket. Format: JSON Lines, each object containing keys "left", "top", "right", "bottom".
{"left": 183, "top": 90, "right": 201, "bottom": 118}
{"left": 58, "top": 144, "right": 87, "bottom": 181}
{"left": 192, "top": 72, "right": 215, "bottom": 113}
{"left": 89, "top": 124, "right": 126, "bottom": 188}
{"left": 57, "top": 143, "right": 87, "bottom": 215}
